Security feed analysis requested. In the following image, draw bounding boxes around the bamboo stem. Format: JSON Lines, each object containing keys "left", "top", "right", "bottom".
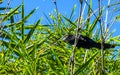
{"left": 98, "top": 0, "right": 105, "bottom": 74}
{"left": 69, "top": 0, "right": 83, "bottom": 75}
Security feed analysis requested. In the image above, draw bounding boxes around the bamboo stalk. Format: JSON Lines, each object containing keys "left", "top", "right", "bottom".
{"left": 69, "top": 0, "right": 83, "bottom": 75}
{"left": 98, "top": 0, "right": 105, "bottom": 74}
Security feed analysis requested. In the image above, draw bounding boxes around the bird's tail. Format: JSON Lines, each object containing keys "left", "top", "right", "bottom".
{"left": 95, "top": 43, "right": 115, "bottom": 49}
{"left": 104, "top": 43, "right": 115, "bottom": 49}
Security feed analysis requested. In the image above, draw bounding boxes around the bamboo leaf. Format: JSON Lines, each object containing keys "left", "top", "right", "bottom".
{"left": 0, "top": 30, "right": 14, "bottom": 41}
{"left": 86, "top": 0, "right": 92, "bottom": 31}
{"left": 74, "top": 51, "right": 98, "bottom": 75}
{"left": 2, "top": 41, "right": 21, "bottom": 56}
{"left": 115, "top": 15, "right": 120, "bottom": 21}
{"left": 89, "top": 13, "right": 102, "bottom": 35}
{"left": 21, "top": 1, "right": 25, "bottom": 40}
{"left": 51, "top": 49, "right": 68, "bottom": 75}
{"left": 24, "top": 19, "right": 41, "bottom": 43}
{"left": 43, "top": 13, "right": 52, "bottom": 24}
{"left": 62, "top": 15, "right": 76, "bottom": 26}
{"left": 1, "top": 5, "right": 21, "bottom": 22}
{"left": 2, "top": 7, "right": 38, "bottom": 30}
{"left": 22, "top": 7, "right": 38, "bottom": 22}
{"left": 0, "top": 7, "right": 11, "bottom": 10}
{"left": 69, "top": 4, "right": 76, "bottom": 20}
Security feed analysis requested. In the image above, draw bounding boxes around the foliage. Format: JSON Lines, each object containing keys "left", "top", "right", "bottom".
{"left": 0, "top": 0, "right": 120, "bottom": 75}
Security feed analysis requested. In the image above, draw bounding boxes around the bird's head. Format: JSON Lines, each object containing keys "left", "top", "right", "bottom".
{"left": 63, "top": 34, "right": 75, "bottom": 45}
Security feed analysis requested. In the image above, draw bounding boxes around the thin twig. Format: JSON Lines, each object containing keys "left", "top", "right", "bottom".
{"left": 69, "top": 0, "right": 83, "bottom": 75}
{"left": 98, "top": 0, "right": 105, "bottom": 73}
{"left": 104, "top": 0, "right": 110, "bottom": 32}
{"left": 53, "top": 0, "right": 59, "bottom": 19}
{"left": 82, "top": 0, "right": 88, "bottom": 16}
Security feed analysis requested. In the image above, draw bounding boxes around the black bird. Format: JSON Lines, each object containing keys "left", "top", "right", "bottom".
{"left": 64, "top": 34, "right": 115, "bottom": 49}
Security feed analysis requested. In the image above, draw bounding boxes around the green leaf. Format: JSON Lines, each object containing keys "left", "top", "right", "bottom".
{"left": 74, "top": 51, "right": 98, "bottom": 75}
{"left": 43, "top": 13, "right": 52, "bottom": 24}
{"left": 0, "top": 0, "right": 4, "bottom": 4}
{"left": 86, "top": 0, "right": 92, "bottom": 31}
{"left": 69, "top": 4, "right": 76, "bottom": 20}
{"left": 2, "top": 41, "right": 21, "bottom": 56}
{"left": 22, "top": 7, "right": 38, "bottom": 22}
{"left": 24, "top": 19, "right": 41, "bottom": 43}
{"left": 0, "top": 29, "right": 18, "bottom": 41}
{"left": 63, "top": 15, "right": 76, "bottom": 26}
{"left": 89, "top": 14, "right": 102, "bottom": 36}
{"left": 1, "top": 5, "right": 21, "bottom": 22}
{"left": 51, "top": 49, "right": 68, "bottom": 75}
{"left": 115, "top": 15, "right": 120, "bottom": 21}
{"left": 21, "top": 1, "right": 25, "bottom": 40}
{"left": 0, "top": 7, "right": 11, "bottom": 10}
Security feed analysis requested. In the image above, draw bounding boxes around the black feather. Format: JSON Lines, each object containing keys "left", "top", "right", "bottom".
{"left": 64, "top": 34, "right": 115, "bottom": 49}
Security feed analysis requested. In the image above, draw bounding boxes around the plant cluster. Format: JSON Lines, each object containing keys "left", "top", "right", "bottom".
{"left": 0, "top": 0, "right": 120, "bottom": 75}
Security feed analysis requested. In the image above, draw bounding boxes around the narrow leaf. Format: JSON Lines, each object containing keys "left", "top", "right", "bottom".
{"left": 74, "top": 51, "right": 98, "bottom": 75}
{"left": 24, "top": 19, "right": 41, "bottom": 43}
{"left": 51, "top": 49, "right": 68, "bottom": 75}
{"left": 1, "top": 5, "right": 21, "bottom": 22}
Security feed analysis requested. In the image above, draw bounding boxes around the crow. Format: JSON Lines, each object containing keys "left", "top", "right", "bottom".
{"left": 64, "top": 34, "right": 115, "bottom": 49}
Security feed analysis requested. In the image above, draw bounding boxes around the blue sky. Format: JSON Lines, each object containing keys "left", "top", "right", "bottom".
{"left": 1, "top": 0, "right": 120, "bottom": 36}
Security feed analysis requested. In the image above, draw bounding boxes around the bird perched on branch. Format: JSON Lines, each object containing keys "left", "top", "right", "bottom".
{"left": 64, "top": 34, "right": 115, "bottom": 49}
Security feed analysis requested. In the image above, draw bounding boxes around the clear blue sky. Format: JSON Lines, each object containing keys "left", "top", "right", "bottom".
{"left": 1, "top": 0, "right": 120, "bottom": 36}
